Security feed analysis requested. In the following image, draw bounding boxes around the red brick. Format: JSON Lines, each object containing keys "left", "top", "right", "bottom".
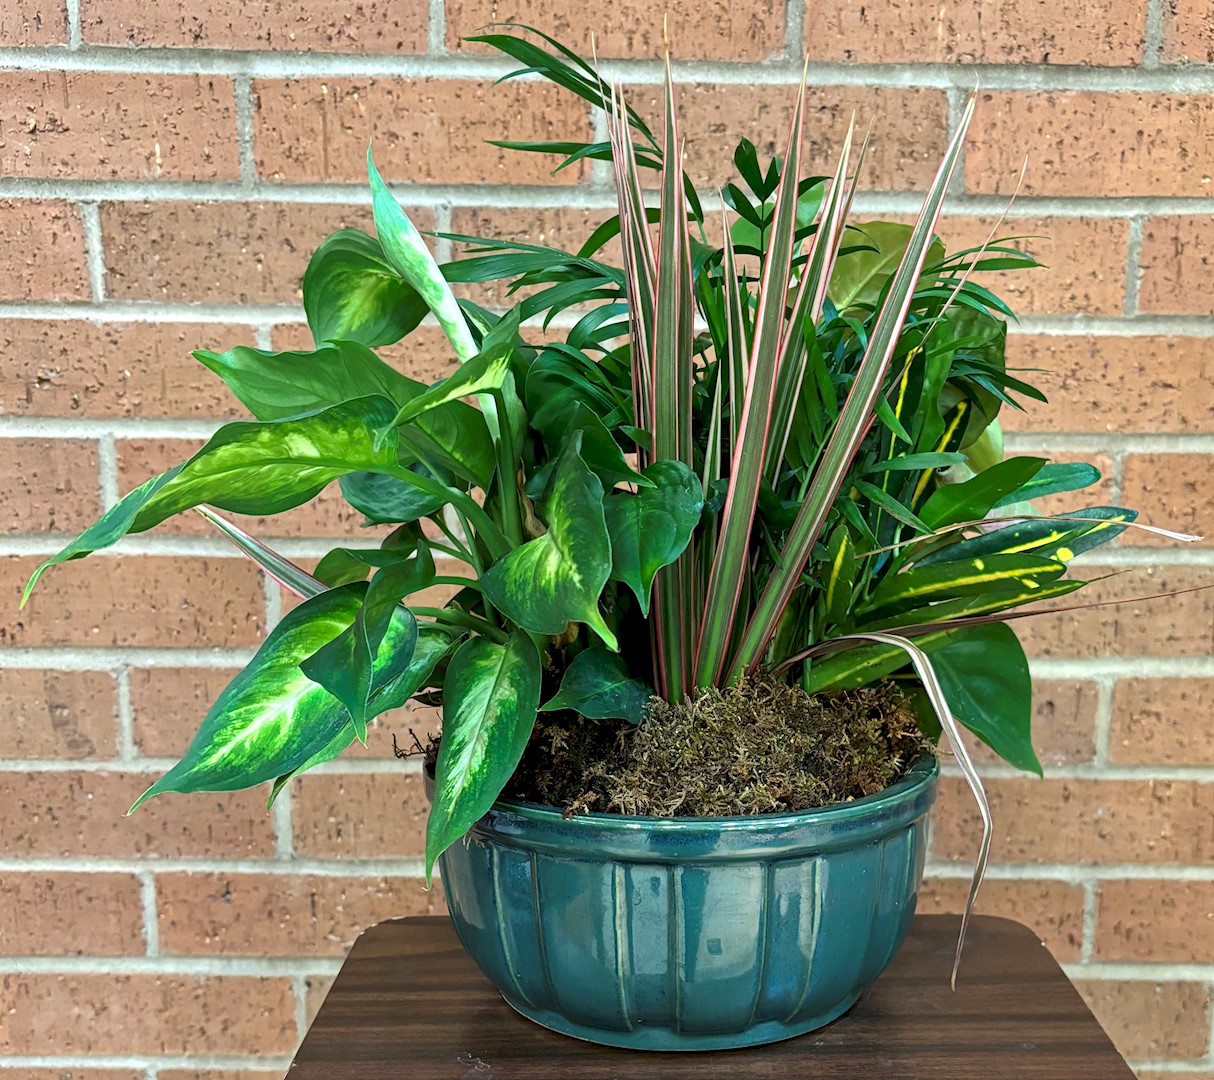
{"left": 804, "top": 0, "right": 1144, "bottom": 64}
{"left": 305, "top": 974, "right": 333, "bottom": 1026}
{"left": 918, "top": 877, "right": 1084, "bottom": 961}
{"left": 0, "top": 73, "right": 238, "bottom": 181}
{"left": 0, "top": 0, "right": 68, "bottom": 43}
{"left": 270, "top": 322, "right": 459, "bottom": 386}
{"left": 0, "top": 973, "right": 296, "bottom": 1055}
{"left": 1120, "top": 453, "right": 1213, "bottom": 547}
{"left": 81, "top": 0, "right": 427, "bottom": 51}
{"left": 1001, "top": 335, "right": 1214, "bottom": 434}
{"left": 0, "top": 1072, "right": 142, "bottom": 1080}
{"left": 1096, "top": 879, "right": 1214, "bottom": 962}
{"left": 100, "top": 201, "right": 399, "bottom": 304}
{"left": 130, "top": 666, "right": 243, "bottom": 757}
{"left": 0, "top": 771, "right": 277, "bottom": 858}
{"left": 2, "top": 438, "right": 101, "bottom": 534}
{"left": 0, "top": 200, "right": 89, "bottom": 301}
{"left": 157, "top": 872, "right": 442, "bottom": 955}
{"left": 933, "top": 216, "right": 1128, "bottom": 316}
{"left": 1111, "top": 678, "right": 1214, "bottom": 766}
{"left": 1139, "top": 216, "right": 1214, "bottom": 316}
{"left": 630, "top": 84, "right": 950, "bottom": 192}
{"left": 292, "top": 771, "right": 429, "bottom": 857}
{"left": 0, "top": 872, "right": 144, "bottom": 955}
{"left": 4, "top": 555, "right": 265, "bottom": 648}
{"left": 1073, "top": 979, "right": 1211, "bottom": 1060}
{"left": 1027, "top": 679, "right": 1099, "bottom": 766}
{"left": 966, "top": 92, "right": 1214, "bottom": 197}
{"left": 0, "top": 320, "right": 255, "bottom": 418}
{"left": 1163, "top": 0, "right": 1214, "bottom": 61}
{"left": 0, "top": 669, "right": 118, "bottom": 759}
{"left": 932, "top": 776, "right": 1214, "bottom": 865}
{"left": 447, "top": 0, "right": 784, "bottom": 59}
{"left": 1013, "top": 563, "right": 1214, "bottom": 659}
{"left": 254, "top": 77, "right": 592, "bottom": 184}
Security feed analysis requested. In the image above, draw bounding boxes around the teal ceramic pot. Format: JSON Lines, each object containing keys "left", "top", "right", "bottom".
{"left": 434, "top": 755, "right": 938, "bottom": 1051}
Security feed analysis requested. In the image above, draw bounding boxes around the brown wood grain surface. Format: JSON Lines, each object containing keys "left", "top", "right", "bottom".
{"left": 288, "top": 914, "right": 1134, "bottom": 1079}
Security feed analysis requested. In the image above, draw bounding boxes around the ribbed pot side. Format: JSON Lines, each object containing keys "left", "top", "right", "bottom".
{"left": 434, "top": 754, "right": 939, "bottom": 1051}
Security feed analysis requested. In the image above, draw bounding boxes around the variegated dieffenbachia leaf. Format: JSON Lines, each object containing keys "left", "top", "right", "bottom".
{"left": 268, "top": 624, "right": 457, "bottom": 805}
{"left": 541, "top": 646, "right": 653, "bottom": 723}
{"left": 603, "top": 460, "right": 704, "bottom": 616}
{"left": 425, "top": 631, "right": 541, "bottom": 880}
{"left": 482, "top": 437, "right": 618, "bottom": 649}
{"left": 302, "top": 229, "right": 428, "bottom": 349}
{"left": 130, "top": 583, "right": 412, "bottom": 809}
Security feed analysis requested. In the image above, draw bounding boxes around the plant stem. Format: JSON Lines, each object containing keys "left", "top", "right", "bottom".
{"left": 412, "top": 606, "right": 508, "bottom": 644}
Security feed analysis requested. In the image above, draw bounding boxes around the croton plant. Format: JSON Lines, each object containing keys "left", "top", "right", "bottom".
{"left": 24, "top": 29, "right": 1190, "bottom": 905}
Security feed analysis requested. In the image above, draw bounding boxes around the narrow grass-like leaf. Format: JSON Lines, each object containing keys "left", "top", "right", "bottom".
{"left": 196, "top": 507, "right": 325, "bottom": 600}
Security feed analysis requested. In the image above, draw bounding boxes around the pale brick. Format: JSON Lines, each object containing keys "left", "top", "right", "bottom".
{"left": 0, "top": 669, "right": 118, "bottom": 759}
{"left": 4, "top": 555, "right": 265, "bottom": 648}
{"left": 1140, "top": 216, "right": 1214, "bottom": 316}
{"left": 447, "top": 0, "right": 784, "bottom": 59}
{"left": 0, "top": 973, "right": 296, "bottom": 1055}
{"left": 0, "top": 73, "right": 238, "bottom": 180}
{"left": 1013, "top": 563, "right": 1214, "bottom": 659}
{"left": 0, "top": 320, "right": 254, "bottom": 418}
{"left": 1163, "top": 0, "right": 1214, "bottom": 61}
{"left": 804, "top": 0, "right": 1145, "bottom": 64}
{"left": 130, "top": 666, "right": 243, "bottom": 757}
{"left": 100, "top": 201, "right": 397, "bottom": 304}
{"left": 157, "top": 872, "right": 442, "bottom": 955}
{"left": 1110, "top": 678, "right": 1214, "bottom": 766}
{"left": 292, "top": 771, "right": 429, "bottom": 857}
{"left": 0, "top": 771, "right": 277, "bottom": 858}
{"left": 934, "top": 215, "right": 1128, "bottom": 315}
{"left": 932, "top": 776, "right": 1214, "bottom": 865}
{"left": 253, "top": 77, "right": 592, "bottom": 184}
{"left": 0, "top": 872, "right": 144, "bottom": 955}
{"left": 1096, "top": 879, "right": 1214, "bottom": 962}
{"left": 2, "top": 438, "right": 101, "bottom": 533}
{"left": 918, "top": 877, "right": 1084, "bottom": 961}
{"left": 1001, "top": 335, "right": 1214, "bottom": 434}
{"left": 159, "top": 1072, "right": 284, "bottom": 1080}
{"left": 0, "top": 1072, "right": 142, "bottom": 1080}
{"left": 1073, "top": 979, "right": 1211, "bottom": 1060}
{"left": 0, "top": 0, "right": 69, "bottom": 44}
{"left": 1120, "top": 453, "right": 1214, "bottom": 547}
{"left": 0, "top": 200, "right": 89, "bottom": 300}
{"left": 966, "top": 92, "right": 1214, "bottom": 197}
{"left": 81, "top": 0, "right": 427, "bottom": 51}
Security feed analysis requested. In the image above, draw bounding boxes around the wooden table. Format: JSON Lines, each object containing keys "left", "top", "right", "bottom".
{"left": 289, "top": 914, "right": 1133, "bottom": 1079}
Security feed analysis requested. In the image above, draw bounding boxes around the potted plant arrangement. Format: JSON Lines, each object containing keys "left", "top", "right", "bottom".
{"left": 23, "top": 27, "right": 1195, "bottom": 1052}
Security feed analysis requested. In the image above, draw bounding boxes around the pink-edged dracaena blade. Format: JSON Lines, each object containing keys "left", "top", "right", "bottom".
{"left": 196, "top": 507, "right": 325, "bottom": 600}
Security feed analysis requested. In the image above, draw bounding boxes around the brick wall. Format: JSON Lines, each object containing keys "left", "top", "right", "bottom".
{"left": 2, "top": 1, "right": 1213, "bottom": 1076}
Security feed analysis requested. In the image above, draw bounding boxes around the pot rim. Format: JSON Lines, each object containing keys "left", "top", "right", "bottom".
{"left": 483, "top": 751, "right": 939, "bottom": 834}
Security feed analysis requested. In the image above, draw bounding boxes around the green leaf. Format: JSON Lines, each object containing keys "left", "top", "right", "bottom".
{"left": 302, "top": 229, "right": 427, "bottom": 349}
{"left": 425, "top": 631, "right": 541, "bottom": 880}
{"left": 300, "top": 543, "right": 434, "bottom": 738}
{"left": 852, "top": 478, "right": 933, "bottom": 534}
{"left": 267, "top": 624, "right": 456, "bottom": 805}
{"left": 368, "top": 150, "right": 479, "bottom": 366}
{"left": 828, "top": 222, "right": 945, "bottom": 311}
{"left": 823, "top": 524, "right": 856, "bottom": 626}
{"left": 130, "top": 583, "right": 410, "bottom": 808}
{"left": 919, "top": 457, "right": 1047, "bottom": 529}
{"left": 339, "top": 468, "right": 445, "bottom": 525}
{"left": 859, "top": 553, "right": 1066, "bottom": 616}
{"left": 194, "top": 341, "right": 494, "bottom": 488}
{"left": 916, "top": 507, "right": 1137, "bottom": 567}
{"left": 992, "top": 462, "right": 1103, "bottom": 508}
{"left": 482, "top": 437, "right": 618, "bottom": 649}
{"left": 930, "top": 623, "right": 1041, "bottom": 775}
{"left": 604, "top": 460, "right": 704, "bottom": 617}
{"left": 541, "top": 646, "right": 653, "bottom": 723}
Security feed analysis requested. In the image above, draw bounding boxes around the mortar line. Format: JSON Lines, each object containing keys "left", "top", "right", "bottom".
{"left": 1092, "top": 676, "right": 1116, "bottom": 768}
{"left": 427, "top": 0, "right": 446, "bottom": 55}
{"left": 273, "top": 783, "right": 296, "bottom": 859}
{"left": 785, "top": 0, "right": 805, "bottom": 59}
{"left": 293, "top": 972, "right": 311, "bottom": 1044}
{"left": 115, "top": 664, "right": 137, "bottom": 761}
{"left": 64, "top": 0, "right": 80, "bottom": 48}
{"left": 0, "top": 1056, "right": 292, "bottom": 1072}
{"left": 0, "top": 856, "right": 432, "bottom": 875}
{"left": 139, "top": 871, "right": 160, "bottom": 957}
{"left": 1080, "top": 878, "right": 1098, "bottom": 963}
{"left": 433, "top": 203, "right": 454, "bottom": 263}
{"left": 1061, "top": 961, "right": 1214, "bottom": 981}
{"left": 96, "top": 431, "right": 119, "bottom": 510}
{"left": 925, "top": 863, "right": 1214, "bottom": 883}
{"left": 253, "top": 324, "right": 275, "bottom": 349}
{"left": 1207, "top": 990, "right": 1214, "bottom": 1063}
{"left": 1143, "top": 0, "right": 1166, "bottom": 68}
{"left": 1123, "top": 214, "right": 1145, "bottom": 316}
{"left": 78, "top": 201, "right": 107, "bottom": 302}
{"left": 234, "top": 74, "right": 258, "bottom": 187}
{"left": 0, "top": 955, "right": 344, "bottom": 976}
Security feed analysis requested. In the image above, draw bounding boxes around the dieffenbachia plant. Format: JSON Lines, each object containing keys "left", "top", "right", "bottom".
{"left": 24, "top": 28, "right": 1195, "bottom": 930}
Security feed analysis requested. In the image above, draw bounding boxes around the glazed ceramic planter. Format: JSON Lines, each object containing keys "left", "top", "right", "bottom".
{"left": 434, "top": 754, "right": 938, "bottom": 1051}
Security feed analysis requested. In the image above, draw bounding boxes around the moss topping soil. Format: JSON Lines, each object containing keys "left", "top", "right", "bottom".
{"left": 500, "top": 677, "right": 931, "bottom": 818}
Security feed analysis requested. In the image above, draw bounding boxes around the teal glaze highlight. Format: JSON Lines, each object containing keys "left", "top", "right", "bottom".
{"left": 435, "top": 755, "right": 939, "bottom": 1051}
